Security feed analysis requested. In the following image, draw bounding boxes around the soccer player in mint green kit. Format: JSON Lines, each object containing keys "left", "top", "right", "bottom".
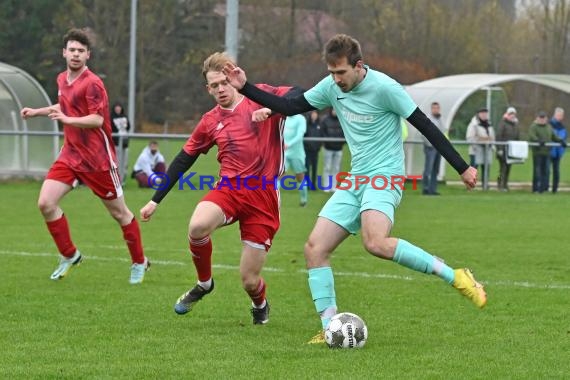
{"left": 284, "top": 113, "right": 309, "bottom": 206}
{"left": 223, "top": 34, "right": 487, "bottom": 344}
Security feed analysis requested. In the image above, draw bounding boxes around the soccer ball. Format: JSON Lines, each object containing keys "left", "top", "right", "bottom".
{"left": 325, "top": 312, "right": 368, "bottom": 349}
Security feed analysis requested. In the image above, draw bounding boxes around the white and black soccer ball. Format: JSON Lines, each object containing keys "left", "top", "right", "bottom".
{"left": 325, "top": 312, "right": 368, "bottom": 349}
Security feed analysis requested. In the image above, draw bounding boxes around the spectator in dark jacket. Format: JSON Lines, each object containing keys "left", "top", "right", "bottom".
{"left": 111, "top": 102, "right": 131, "bottom": 184}
{"left": 495, "top": 106, "right": 520, "bottom": 191}
{"left": 548, "top": 107, "right": 567, "bottom": 193}
{"left": 304, "top": 110, "right": 323, "bottom": 190}
{"left": 528, "top": 111, "right": 566, "bottom": 193}
{"left": 321, "top": 108, "right": 345, "bottom": 192}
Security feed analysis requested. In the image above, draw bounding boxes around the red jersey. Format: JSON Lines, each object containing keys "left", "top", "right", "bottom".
{"left": 183, "top": 84, "right": 291, "bottom": 179}
{"left": 56, "top": 68, "right": 117, "bottom": 172}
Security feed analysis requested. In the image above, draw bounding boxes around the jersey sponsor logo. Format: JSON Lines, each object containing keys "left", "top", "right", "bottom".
{"left": 341, "top": 110, "right": 374, "bottom": 123}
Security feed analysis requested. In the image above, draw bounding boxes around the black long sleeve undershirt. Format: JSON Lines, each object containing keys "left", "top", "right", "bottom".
{"left": 240, "top": 82, "right": 315, "bottom": 116}
{"left": 151, "top": 150, "right": 199, "bottom": 204}
{"left": 152, "top": 86, "right": 304, "bottom": 204}
{"left": 241, "top": 81, "right": 468, "bottom": 174}
{"left": 407, "top": 107, "right": 469, "bottom": 174}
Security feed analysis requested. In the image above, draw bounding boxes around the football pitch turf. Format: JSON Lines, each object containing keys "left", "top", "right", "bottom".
{"left": 2, "top": 161, "right": 569, "bottom": 378}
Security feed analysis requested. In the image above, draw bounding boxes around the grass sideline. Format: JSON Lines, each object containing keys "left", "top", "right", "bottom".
{"left": 1, "top": 150, "right": 569, "bottom": 378}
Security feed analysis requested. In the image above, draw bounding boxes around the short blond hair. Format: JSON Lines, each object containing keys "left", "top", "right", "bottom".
{"left": 202, "top": 52, "right": 235, "bottom": 81}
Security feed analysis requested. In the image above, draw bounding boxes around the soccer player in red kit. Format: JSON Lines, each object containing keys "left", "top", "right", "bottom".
{"left": 140, "top": 52, "right": 300, "bottom": 324}
{"left": 20, "top": 28, "right": 149, "bottom": 284}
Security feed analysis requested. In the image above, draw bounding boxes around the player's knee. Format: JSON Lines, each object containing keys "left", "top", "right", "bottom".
{"left": 304, "top": 239, "right": 315, "bottom": 258}
{"left": 240, "top": 273, "right": 258, "bottom": 292}
{"left": 363, "top": 237, "right": 390, "bottom": 259}
{"left": 188, "top": 221, "right": 210, "bottom": 240}
{"left": 38, "top": 198, "right": 56, "bottom": 216}
{"left": 107, "top": 206, "right": 133, "bottom": 224}
{"left": 304, "top": 239, "right": 327, "bottom": 267}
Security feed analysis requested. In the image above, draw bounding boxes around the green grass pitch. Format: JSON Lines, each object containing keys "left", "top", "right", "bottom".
{"left": 1, "top": 141, "right": 569, "bottom": 378}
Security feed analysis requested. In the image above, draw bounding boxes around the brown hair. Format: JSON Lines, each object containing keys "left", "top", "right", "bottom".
{"left": 63, "top": 28, "right": 91, "bottom": 50}
{"left": 202, "top": 52, "right": 235, "bottom": 81}
{"left": 323, "top": 34, "right": 363, "bottom": 66}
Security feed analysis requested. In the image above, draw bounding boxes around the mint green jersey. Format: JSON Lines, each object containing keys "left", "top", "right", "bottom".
{"left": 304, "top": 67, "right": 416, "bottom": 176}
{"left": 283, "top": 113, "right": 307, "bottom": 159}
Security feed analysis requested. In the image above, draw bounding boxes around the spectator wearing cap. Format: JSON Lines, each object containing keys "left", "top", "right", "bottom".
{"left": 495, "top": 106, "right": 520, "bottom": 191}
{"left": 548, "top": 107, "right": 567, "bottom": 193}
{"left": 466, "top": 108, "right": 496, "bottom": 188}
{"left": 528, "top": 111, "right": 566, "bottom": 193}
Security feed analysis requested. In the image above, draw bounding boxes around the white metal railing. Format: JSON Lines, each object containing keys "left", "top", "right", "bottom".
{"left": 0, "top": 129, "right": 565, "bottom": 190}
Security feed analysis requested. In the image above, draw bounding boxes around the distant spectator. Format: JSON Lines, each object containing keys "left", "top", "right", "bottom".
{"left": 283, "top": 113, "right": 308, "bottom": 207}
{"left": 548, "top": 107, "right": 567, "bottom": 193}
{"left": 422, "top": 102, "right": 447, "bottom": 195}
{"left": 110, "top": 102, "right": 130, "bottom": 184}
{"left": 528, "top": 111, "right": 566, "bottom": 193}
{"left": 304, "top": 110, "right": 323, "bottom": 190}
{"left": 132, "top": 141, "right": 166, "bottom": 188}
{"left": 321, "top": 108, "right": 345, "bottom": 192}
{"left": 495, "top": 106, "right": 520, "bottom": 191}
{"left": 466, "top": 108, "right": 495, "bottom": 188}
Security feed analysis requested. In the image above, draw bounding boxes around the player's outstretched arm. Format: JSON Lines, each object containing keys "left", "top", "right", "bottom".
{"left": 223, "top": 63, "right": 314, "bottom": 116}
{"left": 140, "top": 149, "right": 199, "bottom": 222}
{"left": 21, "top": 104, "right": 61, "bottom": 119}
{"left": 49, "top": 111, "right": 104, "bottom": 129}
{"left": 252, "top": 88, "right": 306, "bottom": 122}
{"left": 406, "top": 107, "right": 476, "bottom": 190}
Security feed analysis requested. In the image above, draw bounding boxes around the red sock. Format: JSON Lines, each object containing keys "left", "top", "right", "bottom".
{"left": 190, "top": 236, "right": 212, "bottom": 282}
{"left": 247, "top": 278, "right": 266, "bottom": 307}
{"left": 46, "top": 214, "right": 76, "bottom": 258}
{"left": 121, "top": 218, "right": 145, "bottom": 264}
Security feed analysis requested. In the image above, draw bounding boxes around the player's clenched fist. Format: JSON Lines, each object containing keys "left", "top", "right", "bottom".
{"left": 140, "top": 201, "right": 158, "bottom": 222}
{"left": 20, "top": 107, "right": 37, "bottom": 119}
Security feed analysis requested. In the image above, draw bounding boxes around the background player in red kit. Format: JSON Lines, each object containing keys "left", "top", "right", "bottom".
{"left": 20, "top": 28, "right": 149, "bottom": 284}
{"left": 140, "top": 52, "right": 300, "bottom": 324}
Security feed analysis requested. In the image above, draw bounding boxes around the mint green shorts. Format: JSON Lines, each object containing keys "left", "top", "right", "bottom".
{"left": 285, "top": 156, "right": 306, "bottom": 174}
{"left": 318, "top": 183, "right": 402, "bottom": 234}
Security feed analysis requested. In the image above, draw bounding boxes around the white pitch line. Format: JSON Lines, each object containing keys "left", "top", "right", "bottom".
{"left": 0, "top": 250, "right": 187, "bottom": 266}
{"left": 0, "top": 250, "right": 278, "bottom": 270}
{"left": 2, "top": 250, "right": 569, "bottom": 290}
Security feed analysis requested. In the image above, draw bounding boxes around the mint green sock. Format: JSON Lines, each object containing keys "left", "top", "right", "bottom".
{"left": 394, "top": 239, "right": 455, "bottom": 284}
{"left": 308, "top": 267, "right": 337, "bottom": 329}
{"left": 299, "top": 187, "right": 308, "bottom": 204}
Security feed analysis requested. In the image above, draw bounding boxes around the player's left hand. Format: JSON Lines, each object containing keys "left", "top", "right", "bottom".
{"left": 48, "top": 107, "right": 70, "bottom": 124}
{"left": 461, "top": 166, "right": 477, "bottom": 190}
{"left": 252, "top": 108, "right": 272, "bottom": 122}
{"left": 140, "top": 201, "right": 158, "bottom": 222}
{"left": 222, "top": 62, "right": 246, "bottom": 90}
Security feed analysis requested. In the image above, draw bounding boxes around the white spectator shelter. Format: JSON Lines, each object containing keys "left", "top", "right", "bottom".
{"left": 404, "top": 73, "right": 570, "bottom": 177}
{"left": 0, "top": 62, "right": 58, "bottom": 178}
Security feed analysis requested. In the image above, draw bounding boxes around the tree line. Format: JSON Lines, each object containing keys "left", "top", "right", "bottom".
{"left": 1, "top": 0, "right": 569, "bottom": 131}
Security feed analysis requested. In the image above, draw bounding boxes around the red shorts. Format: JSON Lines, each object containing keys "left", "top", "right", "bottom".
{"left": 201, "top": 181, "right": 280, "bottom": 251}
{"left": 46, "top": 160, "right": 123, "bottom": 200}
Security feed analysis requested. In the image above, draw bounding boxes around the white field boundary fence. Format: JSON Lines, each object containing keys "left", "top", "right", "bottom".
{"left": 0, "top": 129, "right": 564, "bottom": 190}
